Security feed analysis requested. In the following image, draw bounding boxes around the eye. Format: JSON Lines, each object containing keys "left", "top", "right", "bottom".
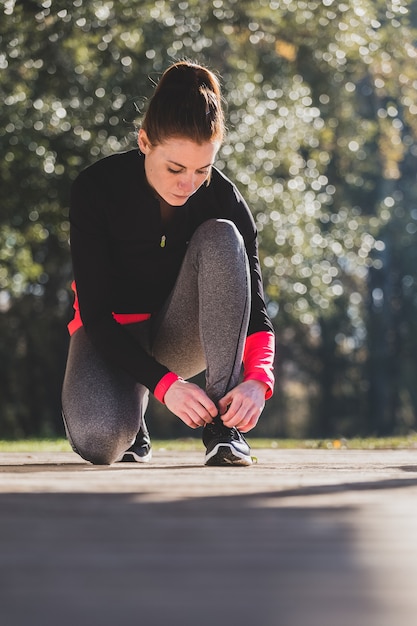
{"left": 167, "top": 167, "right": 182, "bottom": 174}
{"left": 197, "top": 169, "right": 210, "bottom": 176}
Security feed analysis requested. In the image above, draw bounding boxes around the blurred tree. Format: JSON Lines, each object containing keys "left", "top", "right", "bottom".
{"left": 0, "top": 0, "right": 416, "bottom": 438}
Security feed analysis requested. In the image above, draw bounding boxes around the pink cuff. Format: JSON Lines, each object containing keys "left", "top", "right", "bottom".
{"left": 243, "top": 331, "right": 275, "bottom": 400}
{"left": 154, "top": 372, "right": 183, "bottom": 404}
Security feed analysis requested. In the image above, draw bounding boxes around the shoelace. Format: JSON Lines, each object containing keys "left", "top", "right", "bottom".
{"left": 205, "top": 419, "right": 241, "bottom": 441}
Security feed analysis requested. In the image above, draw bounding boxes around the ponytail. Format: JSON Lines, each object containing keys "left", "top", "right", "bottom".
{"left": 142, "top": 61, "right": 225, "bottom": 145}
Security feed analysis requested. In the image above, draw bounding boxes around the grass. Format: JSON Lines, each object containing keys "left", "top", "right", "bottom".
{"left": 0, "top": 434, "right": 417, "bottom": 452}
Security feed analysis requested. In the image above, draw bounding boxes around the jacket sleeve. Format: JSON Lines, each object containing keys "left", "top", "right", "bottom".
{"left": 243, "top": 331, "right": 275, "bottom": 399}
{"left": 69, "top": 170, "right": 171, "bottom": 392}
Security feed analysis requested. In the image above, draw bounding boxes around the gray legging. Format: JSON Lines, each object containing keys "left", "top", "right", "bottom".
{"left": 61, "top": 219, "right": 251, "bottom": 464}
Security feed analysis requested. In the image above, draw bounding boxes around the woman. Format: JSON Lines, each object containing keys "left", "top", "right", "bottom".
{"left": 62, "top": 60, "right": 275, "bottom": 467}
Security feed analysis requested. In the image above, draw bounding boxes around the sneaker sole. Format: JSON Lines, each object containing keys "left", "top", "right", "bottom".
{"left": 118, "top": 449, "right": 152, "bottom": 463}
{"left": 204, "top": 443, "right": 252, "bottom": 467}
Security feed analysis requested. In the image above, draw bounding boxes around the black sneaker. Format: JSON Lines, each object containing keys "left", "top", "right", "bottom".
{"left": 117, "top": 420, "right": 152, "bottom": 463}
{"left": 202, "top": 416, "right": 252, "bottom": 466}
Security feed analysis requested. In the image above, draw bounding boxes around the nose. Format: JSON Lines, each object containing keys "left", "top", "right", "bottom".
{"left": 178, "top": 173, "right": 196, "bottom": 193}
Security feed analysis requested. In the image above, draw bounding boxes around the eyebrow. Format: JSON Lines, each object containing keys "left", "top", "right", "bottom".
{"left": 167, "top": 159, "right": 213, "bottom": 170}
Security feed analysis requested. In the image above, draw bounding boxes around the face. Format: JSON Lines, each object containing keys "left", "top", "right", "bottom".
{"left": 138, "top": 130, "right": 219, "bottom": 206}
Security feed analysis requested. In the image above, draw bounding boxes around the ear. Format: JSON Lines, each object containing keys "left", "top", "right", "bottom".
{"left": 138, "top": 129, "right": 151, "bottom": 154}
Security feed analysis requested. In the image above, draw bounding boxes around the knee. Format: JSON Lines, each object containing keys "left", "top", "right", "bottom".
{"left": 192, "top": 219, "right": 246, "bottom": 263}
{"left": 62, "top": 410, "right": 135, "bottom": 465}
{"left": 80, "top": 440, "right": 119, "bottom": 466}
{"left": 197, "top": 218, "right": 243, "bottom": 245}
{"left": 74, "top": 432, "right": 131, "bottom": 466}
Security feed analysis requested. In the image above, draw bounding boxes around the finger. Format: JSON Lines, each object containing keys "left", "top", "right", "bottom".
{"left": 222, "top": 407, "right": 247, "bottom": 428}
{"left": 188, "top": 402, "right": 216, "bottom": 427}
{"left": 189, "top": 390, "right": 218, "bottom": 418}
{"left": 239, "top": 412, "right": 260, "bottom": 432}
{"left": 189, "top": 400, "right": 216, "bottom": 424}
{"left": 203, "top": 399, "right": 219, "bottom": 418}
{"left": 220, "top": 397, "right": 242, "bottom": 422}
{"left": 175, "top": 401, "right": 208, "bottom": 428}
{"left": 178, "top": 413, "right": 200, "bottom": 429}
{"left": 218, "top": 395, "right": 232, "bottom": 415}
{"left": 224, "top": 402, "right": 260, "bottom": 430}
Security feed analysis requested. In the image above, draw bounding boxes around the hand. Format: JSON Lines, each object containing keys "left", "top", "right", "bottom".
{"left": 217, "top": 380, "right": 268, "bottom": 433}
{"left": 164, "top": 379, "right": 218, "bottom": 429}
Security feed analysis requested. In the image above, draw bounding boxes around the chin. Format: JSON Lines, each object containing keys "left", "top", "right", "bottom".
{"left": 170, "top": 196, "right": 189, "bottom": 206}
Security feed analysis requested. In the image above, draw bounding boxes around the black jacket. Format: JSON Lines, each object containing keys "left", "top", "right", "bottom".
{"left": 69, "top": 149, "right": 273, "bottom": 392}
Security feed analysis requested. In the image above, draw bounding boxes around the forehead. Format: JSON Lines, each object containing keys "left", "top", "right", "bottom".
{"left": 156, "top": 137, "right": 219, "bottom": 167}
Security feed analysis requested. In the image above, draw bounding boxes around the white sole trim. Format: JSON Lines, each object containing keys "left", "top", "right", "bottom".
{"left": 204, "top": 443, "right": 252, "bottom": 466}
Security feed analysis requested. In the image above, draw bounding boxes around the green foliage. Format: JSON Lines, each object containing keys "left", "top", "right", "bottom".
{"left": 1, "top": 0, "right": 417, "bottom": 437}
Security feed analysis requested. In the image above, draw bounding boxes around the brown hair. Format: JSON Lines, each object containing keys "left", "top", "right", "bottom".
{"left": 141, "top": 61, "right": 225, "bottom": 146}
